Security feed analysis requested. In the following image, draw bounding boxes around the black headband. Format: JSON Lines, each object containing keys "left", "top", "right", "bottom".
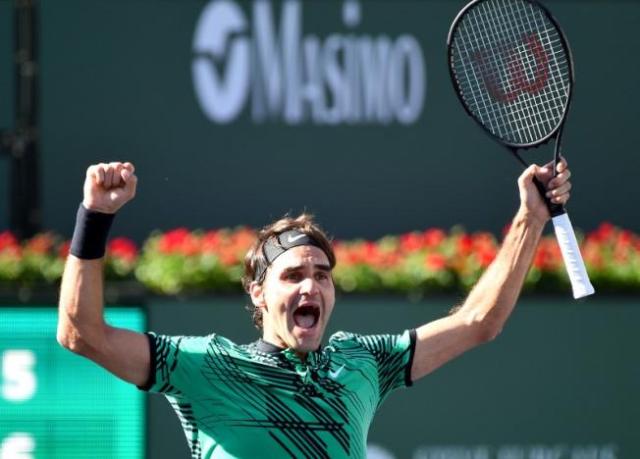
{"left": 254, "top": 230, "right": 323, "bottom": 281}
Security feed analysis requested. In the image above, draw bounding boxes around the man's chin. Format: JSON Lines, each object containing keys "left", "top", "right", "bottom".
{"left": 291, "top": 327, "right": 324, "bottom": 351}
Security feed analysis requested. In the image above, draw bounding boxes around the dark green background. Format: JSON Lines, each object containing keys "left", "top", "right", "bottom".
{"left": 0, "top": 0, "right": 638, "bottom": 240}
{"left": 0, "top": 0, "right": 13, "bottom": 225}
{"left": 145, "top": 296, "right": 639, "bottom": 459}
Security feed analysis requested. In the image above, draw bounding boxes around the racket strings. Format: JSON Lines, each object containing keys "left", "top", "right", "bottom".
{"left": 451, "top": 0, "right": 571, "bottom": 145}
{"left": 456, "top": 42, "right": 567, "bottom": 139}
{"left": 465, "top": 3, "right": 563, "bottom": 140}
{"left": 463, "top": 1, "right": 566, "bottom": 142}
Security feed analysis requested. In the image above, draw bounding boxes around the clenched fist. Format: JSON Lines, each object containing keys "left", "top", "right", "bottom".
{"left": 517, "top": 157, "right": 571, "bottom": 225}
{"left": 83, "top": 162, "right": 137, "bottom": 214}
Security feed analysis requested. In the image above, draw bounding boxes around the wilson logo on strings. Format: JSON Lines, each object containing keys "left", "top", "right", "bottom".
{"left": 473, "top": 33, "right": 550, "bottom": 104}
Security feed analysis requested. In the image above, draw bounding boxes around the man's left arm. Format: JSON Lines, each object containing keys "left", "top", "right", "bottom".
{"left": 410, "top": 158, "right": 572, "bottom": 383}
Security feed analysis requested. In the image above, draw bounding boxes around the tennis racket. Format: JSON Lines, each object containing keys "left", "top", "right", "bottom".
{"left": 447, "top": 0, "right": 594, "bottom": 299}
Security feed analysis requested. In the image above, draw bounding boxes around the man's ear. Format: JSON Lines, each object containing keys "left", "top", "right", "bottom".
{"left": 249, "top": 281, "right": 267, "bottom": 309}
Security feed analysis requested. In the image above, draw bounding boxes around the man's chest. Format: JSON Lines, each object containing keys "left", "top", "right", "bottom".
{"left": 188, "top": 353, "right": 380, "bottom": 428}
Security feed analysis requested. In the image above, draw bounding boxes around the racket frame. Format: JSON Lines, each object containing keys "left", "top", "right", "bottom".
{"left": 446, "top": 0, "right": 575, "bottom": 151}
{"left": 446, "top": 0, "right": 595, "bottom": 299}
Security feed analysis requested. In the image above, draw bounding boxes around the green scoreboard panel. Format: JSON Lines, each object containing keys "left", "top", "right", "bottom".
{"left": 0, "top": 307, "right": 145, "bottom": 458}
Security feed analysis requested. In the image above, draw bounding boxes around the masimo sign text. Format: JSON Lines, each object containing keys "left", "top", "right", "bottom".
{"left": 192, "top": 0, "right": 427, "bottom": 125}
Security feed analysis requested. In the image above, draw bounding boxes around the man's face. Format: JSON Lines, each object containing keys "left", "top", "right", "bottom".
{"left": 251, "top": 245, "right": 335, "bottom": 354}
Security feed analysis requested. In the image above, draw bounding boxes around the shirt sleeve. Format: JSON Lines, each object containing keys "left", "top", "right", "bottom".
{"left": 334, "top": 329, "right": 417, "bottom": 405}
{"left": 137, "top": 332, "right": 210, "bottom": 397}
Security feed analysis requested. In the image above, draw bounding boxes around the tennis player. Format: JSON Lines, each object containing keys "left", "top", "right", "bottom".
{"left": 58, "top": 159, "right": 572, "bottom": 458}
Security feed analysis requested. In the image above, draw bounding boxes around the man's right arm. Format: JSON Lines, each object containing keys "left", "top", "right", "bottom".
{"left": 58, "top": 256, "right": 150, "bottom": 386}
{"left": 57, "top": 162, "right": 150, "bottom": 387}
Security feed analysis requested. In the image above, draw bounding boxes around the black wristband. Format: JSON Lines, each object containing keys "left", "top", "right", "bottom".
{"left": 69, "top": 204, "right": 115, "bottom": 259}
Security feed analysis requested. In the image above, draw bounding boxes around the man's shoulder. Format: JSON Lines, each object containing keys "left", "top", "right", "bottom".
{"left": 327, "top": 330, "right": 393, "bottom": 344}
{"left": 326, "top": 330, "right": 368, "bottom": 350}
{"left": 326, "top": 330, "right": 412, "bottom": 353}
{"left": 324, "top": 332, "right": 381, "bottom": 367}
{"left": 151, "top": 332, "right": 239, "bottom": 354}
{"left": 328, "top": 330, "right": 358, "bottom": 342}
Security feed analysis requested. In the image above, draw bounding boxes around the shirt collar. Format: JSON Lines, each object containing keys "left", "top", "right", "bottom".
{"left": 255, "top": 338, "right": 286, "bottom": 354}
{"left": 254, "top": 339, "right": 322, "bottom": 364}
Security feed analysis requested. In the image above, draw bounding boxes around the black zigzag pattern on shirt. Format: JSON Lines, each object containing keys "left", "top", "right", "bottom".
{"left": 172, "top": 400, "right": 202, "bottom": 459}
{"left": 353, "top": 334, "right": 409, "bottom": 405}
{"left": 154, "top": 335, "right": 184, "bottom": 396}
{"left": 197, "top": 337, "right": 352, "bottom": 459}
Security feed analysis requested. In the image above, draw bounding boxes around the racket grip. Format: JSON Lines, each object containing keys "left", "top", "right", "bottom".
{"left": 532, "top": 177, "right": 564, "bottom": 217}
{"left": 551, "top": 213, "right": 595, "bottom": 299}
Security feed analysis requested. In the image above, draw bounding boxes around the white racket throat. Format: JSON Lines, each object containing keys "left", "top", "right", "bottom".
{"left": 551, "top": 213, "right": 595, "bottom": 299}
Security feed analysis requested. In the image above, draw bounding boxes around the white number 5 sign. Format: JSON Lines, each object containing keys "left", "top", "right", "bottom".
{"left": 2, "top": 351, "right": 37, "bottom": 402}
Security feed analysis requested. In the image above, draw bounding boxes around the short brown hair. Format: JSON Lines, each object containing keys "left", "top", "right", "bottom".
{"left": 242, "top": 214, "right": 335, "bottom": 330}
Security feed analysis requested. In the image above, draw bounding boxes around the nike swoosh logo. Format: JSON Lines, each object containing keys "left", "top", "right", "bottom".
{"left": 287, "top": 234, "right": 306, "bottom": 243}
{"left": 328, "top": 365, "right": 345, "bottom": 379}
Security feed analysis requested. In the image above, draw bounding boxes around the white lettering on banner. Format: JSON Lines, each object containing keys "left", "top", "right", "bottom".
{"left": 409, "top": 445, "right": 619, "bottom": 459}
{"left": 414, "top": 446, "right": 490, "bottom": 459}
{"left": 366, "top": 443, "right": 397, "bottom": 459}
{"left": 0, "top": 433, "right": 35, "bottom": 459}
{"left": 2, "top": 350, "right": 36, "bottom": 402}
{"left": 367, "top": 444, "right": 621, "bottom": 459}
{"left": 192, "top": 1, "right": 250, "bottom": 123}
{"left": 192, "top": 0, "right": 426, "bottom": 125}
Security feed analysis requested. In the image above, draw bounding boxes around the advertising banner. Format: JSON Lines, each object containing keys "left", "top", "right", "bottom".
{"left": 0, "top": 307, "right": 145, "bottom": 458}
{"left": 28, "top": 0, "right": 639, "bottom": 240}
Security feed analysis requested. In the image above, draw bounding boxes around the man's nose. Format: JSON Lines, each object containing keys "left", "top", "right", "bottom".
{"left": 299, "top": 277, "right": 318, "bottom": 295}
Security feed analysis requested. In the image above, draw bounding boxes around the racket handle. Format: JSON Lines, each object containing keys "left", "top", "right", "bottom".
{"left": 532, "top": 177, "right": 564, "bottom": 217}
{"left": 551, "top": 212, "right": 595, "bottom": 299}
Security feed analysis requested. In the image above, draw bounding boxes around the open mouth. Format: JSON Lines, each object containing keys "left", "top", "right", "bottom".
{"left": 293, "top": 305, "right": 320, "bottom": 330}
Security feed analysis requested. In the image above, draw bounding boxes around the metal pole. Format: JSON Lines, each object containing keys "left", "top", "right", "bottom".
{"left": 8, "top": 0, "right": 41, "bottom": 238}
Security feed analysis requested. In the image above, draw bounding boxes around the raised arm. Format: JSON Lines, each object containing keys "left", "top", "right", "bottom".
{"left": 57, "top": 162, "right": 150, "bottom": 386}
{"left": 410, "top": 159, "right": 572, "bottom": 382}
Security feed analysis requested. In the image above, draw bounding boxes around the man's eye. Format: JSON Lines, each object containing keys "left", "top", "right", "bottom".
{"left": 285, "top": 272, "right": 302, "bottom": 282}
{"left": 315, "top": 272, "right": 329, "bottom": 281}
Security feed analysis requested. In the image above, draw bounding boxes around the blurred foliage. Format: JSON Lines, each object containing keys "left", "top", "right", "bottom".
{"left": 1, "top": 222, "right": 638, "bottom": 296}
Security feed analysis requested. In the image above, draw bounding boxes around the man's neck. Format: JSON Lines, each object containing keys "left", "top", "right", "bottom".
{"left": 260, "top": 335, "right": 309, "bottom": 361}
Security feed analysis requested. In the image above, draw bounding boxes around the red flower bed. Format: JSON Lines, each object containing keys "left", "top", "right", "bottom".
{"left": 0, "top": 231, "right": 139, "bottom": 285}
{"left": 1, "top": 223, "right": 638, "bottom": 295}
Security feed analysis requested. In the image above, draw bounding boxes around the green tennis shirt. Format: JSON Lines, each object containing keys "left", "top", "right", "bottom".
{"left": 139, "top": 329, "right": 416, "bottom": 459}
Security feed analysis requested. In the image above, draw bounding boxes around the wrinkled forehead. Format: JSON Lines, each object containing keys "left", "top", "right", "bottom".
{"left": 268, "top": 245, "right": 331, "bottom": 274}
